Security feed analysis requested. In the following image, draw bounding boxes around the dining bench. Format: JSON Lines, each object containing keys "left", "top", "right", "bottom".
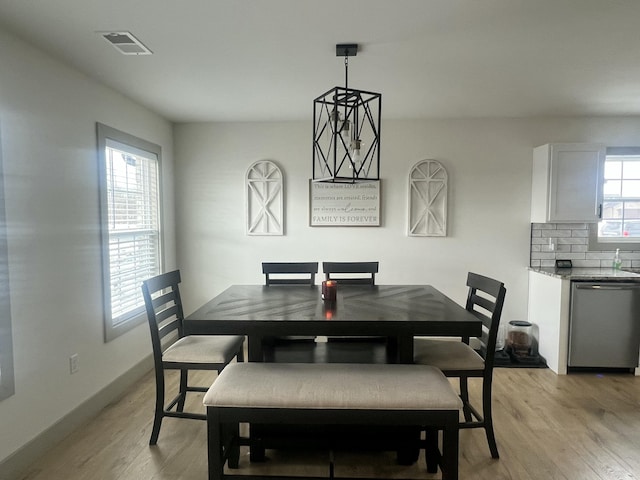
{"left": 203, "top": 362, "right": 462, "bottom": 480}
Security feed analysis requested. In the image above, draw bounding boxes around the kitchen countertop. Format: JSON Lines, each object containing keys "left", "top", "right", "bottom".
{"left": 529, "top": 267, "right": 640, "bottom": 281}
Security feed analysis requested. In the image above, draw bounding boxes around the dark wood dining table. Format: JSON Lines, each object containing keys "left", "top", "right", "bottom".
{"left": 184, "top": 284, "right": 482, "bottom": 364}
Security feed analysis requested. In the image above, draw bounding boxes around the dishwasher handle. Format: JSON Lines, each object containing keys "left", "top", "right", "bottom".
{"left": 574, "top": 283, "right": 640, "bottom": 290}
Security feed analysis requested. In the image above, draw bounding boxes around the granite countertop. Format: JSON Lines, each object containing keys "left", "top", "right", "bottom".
{"left": 529, "top": 267, "right": 640, "bottom": 281}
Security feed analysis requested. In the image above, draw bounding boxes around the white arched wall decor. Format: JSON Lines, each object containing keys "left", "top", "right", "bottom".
{"left": 246, "top": 160, "right": 284, "bottom": 235}
{"left": 408, "top": 159, "right": 448, "bottom": 237}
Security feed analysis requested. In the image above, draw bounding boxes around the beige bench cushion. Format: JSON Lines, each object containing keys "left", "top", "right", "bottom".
{"left": 203, "top": 362, "right": 462, "bottom": 411}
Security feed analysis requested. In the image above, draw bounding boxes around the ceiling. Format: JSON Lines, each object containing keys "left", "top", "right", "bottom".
{"left": 2, "top": 0, "right": 640, "bottom": 123}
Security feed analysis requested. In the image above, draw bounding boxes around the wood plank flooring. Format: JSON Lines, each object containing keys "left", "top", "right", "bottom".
{"left": 16, "top": 366, "right": 640, "bottom": 480}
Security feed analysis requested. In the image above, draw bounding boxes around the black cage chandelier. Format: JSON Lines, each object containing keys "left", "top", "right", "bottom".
{"left": 312, "top": 44, "right": 381, "bottom": 183}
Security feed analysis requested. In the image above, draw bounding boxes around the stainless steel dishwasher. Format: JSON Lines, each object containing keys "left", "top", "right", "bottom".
{"left": 568, "top": 281, "right": 640, "bottom": 369}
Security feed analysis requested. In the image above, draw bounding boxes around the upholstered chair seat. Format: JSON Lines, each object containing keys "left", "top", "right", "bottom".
{"left": 163, "top": 335, "right": 245, "bottom": 365}
{"left": 413, "top": 338, "right": 485, "bottom": 372}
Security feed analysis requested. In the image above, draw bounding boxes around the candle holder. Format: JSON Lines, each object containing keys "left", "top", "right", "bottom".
{"left": 321, "top": 280, "right": 337, "bottom": 302}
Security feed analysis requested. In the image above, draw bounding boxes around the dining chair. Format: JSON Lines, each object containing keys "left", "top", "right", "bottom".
{"left": 322, "top": 261, "right": 378, "bottom": 285}
{"left": 413, "top": 272, "right": 506, "bottom": 459}
{"left": 141, "top": 270, "right": 245, "bottom": 445}
{"left": 262, "top": 262, "right": 319, "bottom": 343}
{"left": 262, "top": 262, "right": 318, "bottom": 286}
{"left": 323, "top": 261, "right": 382, "bottom": 343}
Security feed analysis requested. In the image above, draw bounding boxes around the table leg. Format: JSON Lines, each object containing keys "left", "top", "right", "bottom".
{"left": 246, "top": 335, "right": 267, "bottom": 461}
{"left": 397, "top": 335, "right": 414, "bottom": 364}
{"left": 247, "top": 335, "right": 263, "bottom": 362}
{"left": 384, "top": 335, "right": 416, "bottom": 363}
{"left": 385, "top": 336, "right": 398, "bottom": 363}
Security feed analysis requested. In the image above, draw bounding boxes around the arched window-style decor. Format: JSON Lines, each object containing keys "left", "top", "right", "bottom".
{"left": 246, "top": 160, "right": 284, "bottom": 236}
{"left": 408, "top": 159, "right": 448, "bottom": 237}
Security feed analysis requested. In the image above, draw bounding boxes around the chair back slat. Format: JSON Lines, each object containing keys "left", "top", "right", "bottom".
{"left": 322, "top": 261, "right": 379, "bottom": 285}
{"left": 262, "top": 262, "right": 318, "bottom": 286}
{"left": 465, "top": 272, "right": 506, "bottom": 365}
{"left": 144, "top": 270, "right": 181, "bottom": 295}
{"left": 150, "top": 290, "right": 176, "bottom": 310}
{"left": 469, "top": 293, "right": 496, "bottom": 321}
{"left": 155, "top": 304, "right": 180, "bottom": 325}
{"left": 157, "top": 318, "right": 181, "bottom": 340}
{"left": 468, "top": 308, "right": 492, "bottom": 333}
{"left": 267, "top": 278, "right": 316, "bottom": 285}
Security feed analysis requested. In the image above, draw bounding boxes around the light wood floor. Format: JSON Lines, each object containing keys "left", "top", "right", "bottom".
{"left": 17, "top": 366, "right": 640, "bottom": 480}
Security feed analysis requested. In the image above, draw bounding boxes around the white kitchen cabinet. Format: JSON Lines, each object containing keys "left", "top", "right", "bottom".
{"left": 530, "top": 143, "right": 605, "bottom": 223}
{"left": 527, "top": 270, "right": 571, "bottom": 374}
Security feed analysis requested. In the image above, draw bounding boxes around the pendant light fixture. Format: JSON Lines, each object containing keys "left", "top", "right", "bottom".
{"left": 312, "top": 44, "right": 381, "bottom": 183}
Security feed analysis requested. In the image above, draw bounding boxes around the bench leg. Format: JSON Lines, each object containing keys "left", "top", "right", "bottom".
{"left": 424, "top": 427, "right": 440, "bottom": 474}
{"left": 249, "top": 424, "right": 266, "bottom": 462}
{"left": 396, "top": 427, "right": 420, "bottom": 465}
{"left": 329, "top": 448, "right": 335, "bottom": 480}
{"left": 441, "top": 422, "right": 459, "bottom": 480}
{"left": 223, "top": 422, "right": 240, "bottom": 469}
{"left": 207, "top": 408, "right": 225, "bottom": 480}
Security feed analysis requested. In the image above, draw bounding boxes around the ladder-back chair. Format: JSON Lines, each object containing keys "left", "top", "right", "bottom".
{"left": 414, "top": 272, "right": 506, "bottom": 459}
{"left": 142, "top": 270, "right": 245, "bottom": 445}
{"left": 262, "top": 262, "right": 318, "bottom": 286}
{"left": 322, "top": 261, "right": 378, "bottom": 285}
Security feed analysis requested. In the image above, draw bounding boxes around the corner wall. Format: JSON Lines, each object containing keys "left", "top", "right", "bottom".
{"left": 0, "top": 26, "right": 176, "bottom": 475}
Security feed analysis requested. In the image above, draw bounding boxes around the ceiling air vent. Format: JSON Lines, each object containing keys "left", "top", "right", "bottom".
{"left": 99, "top": 31, "right": 152, "bottom": 55}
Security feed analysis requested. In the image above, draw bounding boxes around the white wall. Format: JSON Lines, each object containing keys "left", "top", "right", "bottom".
{"left": 0, "top": 27, "right": 175, "bottom": 467}
{"left": 173, "top": 117, "right": 640, "bottom": 325}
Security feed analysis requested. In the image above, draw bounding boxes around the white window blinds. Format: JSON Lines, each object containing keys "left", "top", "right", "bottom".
{"left": 98, "top": 123, "right": 162, "bottom": 341}
{"left": 105, "top": 140, "right": 160, "bottom": 324}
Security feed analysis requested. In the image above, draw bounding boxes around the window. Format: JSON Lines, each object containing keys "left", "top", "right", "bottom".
{"left": 593, "top": 147, "right": 640, "bottom": 248}
{"left": 0, "top": 121, "right": 15, "bottom": 401}
{"left": 97, "top": 123, "right": 162, "bottom": 341}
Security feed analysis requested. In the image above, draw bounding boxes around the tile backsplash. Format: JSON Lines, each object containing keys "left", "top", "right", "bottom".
{"left": 530, "top": 223, "right": 640, "bottom": 269}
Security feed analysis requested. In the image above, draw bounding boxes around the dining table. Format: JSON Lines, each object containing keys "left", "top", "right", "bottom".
{"left": 185, "top": 283, "right": 481, "bottom": 465}
{"left": 184, "top": 284, "right": 482, "bottom": 364}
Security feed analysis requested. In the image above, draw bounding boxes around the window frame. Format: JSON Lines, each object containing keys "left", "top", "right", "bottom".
{"left": 589, "top": 146, "right": 640, "bottom": 251}
{"left": 97, "top": 123, "right": 164, "bottom": 342}
{"left": 0, "top": 121, "right": 15, "bottom": 401}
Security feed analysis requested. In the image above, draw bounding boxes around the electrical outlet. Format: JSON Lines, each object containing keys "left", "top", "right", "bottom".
{"left": 69, "top": 354, "right": 79, "bottom": 374}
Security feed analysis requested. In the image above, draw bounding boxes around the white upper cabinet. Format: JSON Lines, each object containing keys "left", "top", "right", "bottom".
{"left": 531, "top": 143, "right": 605, "bottom": 223}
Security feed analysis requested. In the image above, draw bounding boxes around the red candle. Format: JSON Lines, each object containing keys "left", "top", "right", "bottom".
{"left": 322, "top": 280, "right": 337, "bottom": 301}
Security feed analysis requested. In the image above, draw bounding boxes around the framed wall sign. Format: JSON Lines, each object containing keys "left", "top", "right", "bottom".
{"left": 309, "top": 180, "right": 380, "bottom": 227}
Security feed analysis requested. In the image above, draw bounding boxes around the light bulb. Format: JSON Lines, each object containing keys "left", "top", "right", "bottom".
{"left": 325, "top": 108, "right": 342, "bottom": 147}
{"left": 340, "top": 119, "right": 351, "bottom": 145}
{"left": 351, "top": 139, "right": 362, "bottom": 170}
{"left": 329, "top": 108, "right": 340, "bottom": 132}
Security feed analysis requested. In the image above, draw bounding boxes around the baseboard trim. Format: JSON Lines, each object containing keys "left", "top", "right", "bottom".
{"left": 0, "top": 355, "right": 153, "bottom": 480}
